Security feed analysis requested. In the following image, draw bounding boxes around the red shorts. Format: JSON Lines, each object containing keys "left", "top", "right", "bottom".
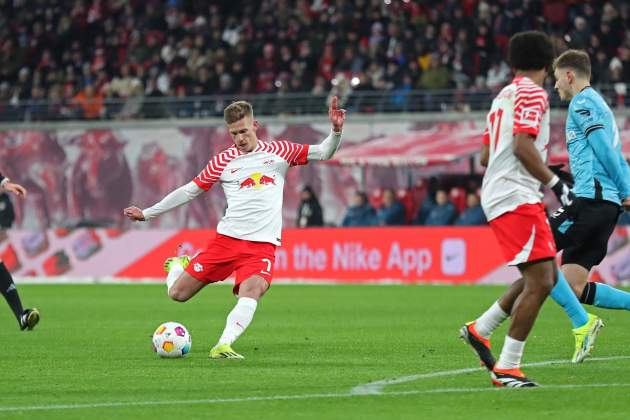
{"left": 185, "top": 233, "right": 276, "bottom": 294}
{"left": 489, "top": 203, "right": 556, "bottom": 266}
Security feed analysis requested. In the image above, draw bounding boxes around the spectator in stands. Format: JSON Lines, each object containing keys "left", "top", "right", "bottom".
{"left": 1, "top": 0, "right": 629, "bottom": 121}
{"left": 341, "top": 191, "right": 377, "bottom": 227}
{"left": 414, "top": 177, "right": 439, "bottom": 225}
{"left": 568, "top": 16, "right": 591, "bottom": 50}
{"left": 455, "top": 192, "right": 487, "bottom": 225}
{"left": 297, "top": 185, "right": 323, "bottom": 228}
{"left": 486, "top": 60, "right": 510, "bottom": 92}
{"left": 104, "top": 64, "right": 142, "bottom": 99}
{"left": 72, "top": 84, "right": 104, "bottom": 119}
{"left": 377, "top": 188, "right": 406, "bottom": 226}
{"left": 425, "top": 188, "right": 457, "bottom": 226}
{"left": 419, "top": 54, "right": 450, "bottom": 90}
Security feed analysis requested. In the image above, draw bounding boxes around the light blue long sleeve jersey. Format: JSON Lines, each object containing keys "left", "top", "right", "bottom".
{"left": 566, "top": 87, "right": 630, "bottom": 204}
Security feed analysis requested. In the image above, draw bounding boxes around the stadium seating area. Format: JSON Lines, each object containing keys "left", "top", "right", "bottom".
{"left": 346, "top": 175, "right": 487, "bottom": 227}
{"left": 0, "top": 0, "right": 629, "bottom": 120}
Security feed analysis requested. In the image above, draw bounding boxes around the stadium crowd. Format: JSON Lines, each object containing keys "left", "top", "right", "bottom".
{"left": 296, "top": 178, "right": 489, "bottom": 228}
{"left": 0, "top": 0, "right": 629, "bottom": 119}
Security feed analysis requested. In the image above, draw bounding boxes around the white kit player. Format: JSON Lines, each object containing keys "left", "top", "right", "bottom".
{"left": 124, "top": 97, "right": 346, "bottom": 359}
{"left": 460, "top": 31, "right": 582, "bottom": 387}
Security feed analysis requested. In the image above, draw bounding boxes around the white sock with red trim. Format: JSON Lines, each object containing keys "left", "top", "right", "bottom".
{"left": 475, "top": 301, "right": 509, "bottom": 338}
{"left": 218, "top": 297, "right": 258, "bottom": 346}
{"left": 166, "top": 263, "right": 184, "bottom": 293}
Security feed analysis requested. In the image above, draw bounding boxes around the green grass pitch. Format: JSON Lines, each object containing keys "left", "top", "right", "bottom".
{"left": 1, "top": 284, "right": 629, "bottom": 419}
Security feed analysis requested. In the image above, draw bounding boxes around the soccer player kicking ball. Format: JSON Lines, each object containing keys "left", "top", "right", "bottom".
{"left": 0, "top": 172, "right": 40, "bottom": 330}
{"left": 124, "top": 97, "right": 346, "bottom": 359}
{"left": 460, "top": 31, "right": 584, "bottom": 388}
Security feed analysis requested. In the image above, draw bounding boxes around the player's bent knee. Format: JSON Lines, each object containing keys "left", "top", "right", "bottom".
{"left": 570, "top": 282, "right": 585, "bottom": 298}
{"left": 239, "top": 276, "right": 269, "bottom": 299}
{"left": 523, "top": 271, "right": 554, "bottom": 297}
{"left": 168, "top": 287, "right": 191, "bottom": 302}
{"left": 540, "top": 279, "right": 554, "bottom": 295}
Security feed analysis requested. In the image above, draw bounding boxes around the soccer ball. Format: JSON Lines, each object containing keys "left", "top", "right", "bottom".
{"left": 152, "top": 322, "right": 192, "bottom": 358}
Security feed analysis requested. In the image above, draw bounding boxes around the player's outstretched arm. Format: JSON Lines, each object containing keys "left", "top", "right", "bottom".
{"left": 307, "top": 96, "right": 346, "bottom": 161}
{"left": 0, "top": 172, "right": 27, "bottom": 198}
{"left": 123, "top": 181, "right": 204, "bottom": 222}
{"left": 0, "top": 178, "right": 27, "bottom": 198}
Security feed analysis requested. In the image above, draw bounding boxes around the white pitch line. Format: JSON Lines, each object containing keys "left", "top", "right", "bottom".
{"left": 2, "top": 383, "right": 630, "bottom": 413}
{"left": 350, "top": 355, "right": 630, "bottom": 395}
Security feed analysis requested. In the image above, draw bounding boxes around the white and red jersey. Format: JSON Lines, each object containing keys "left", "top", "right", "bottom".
{"left": 193, "top": 140, "right": 309, "bottom": 245}
{"left": 481, "top": 76, "right": 550, "bottom": 221}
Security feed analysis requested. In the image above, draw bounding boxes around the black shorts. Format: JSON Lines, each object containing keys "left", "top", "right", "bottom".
{"left": 549, "top": 198, "right": 621, "bottom": 270}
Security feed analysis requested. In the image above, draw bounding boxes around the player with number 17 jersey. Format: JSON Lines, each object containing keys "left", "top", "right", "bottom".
{"left": 481, "top": 76, "right": 555, "bottom": 265}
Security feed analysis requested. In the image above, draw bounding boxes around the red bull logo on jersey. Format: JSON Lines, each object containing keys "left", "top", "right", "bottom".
{"left": 239, "top": 172, "right": 276, "bottom": 190}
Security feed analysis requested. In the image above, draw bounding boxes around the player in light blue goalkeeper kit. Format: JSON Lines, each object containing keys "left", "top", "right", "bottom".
{"left": 549, "top": 49, "right": 630, "bottom": 321}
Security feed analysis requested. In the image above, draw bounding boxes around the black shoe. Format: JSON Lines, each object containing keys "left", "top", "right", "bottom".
{"left": 491, "top": 368, "right": 538, "bottom": 388}
{"left": 20, "top": 308, "right": 40, "bottom": 331}
{"left": 460, "top": 321, "right": 496, "bottom": 370}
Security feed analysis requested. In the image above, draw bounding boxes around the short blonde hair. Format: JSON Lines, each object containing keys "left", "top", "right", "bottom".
{"left": 223, "top": 101, "right": 253, "bottom": 124}
{"left": 553, "top": 49, "right": 591, "bottom": 79}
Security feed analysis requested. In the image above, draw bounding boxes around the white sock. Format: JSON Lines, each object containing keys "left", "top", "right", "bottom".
{"left": 218, "top": 297, "right": 258, "bottom": 346}
{"left": 475, "top": 301, "right": 509, "bottom": 338}
{"left": 496, "top": 336, "right": 526, "bottom": 370}
{"left": 166, "top": 263, "right": 184, "bottom": 293}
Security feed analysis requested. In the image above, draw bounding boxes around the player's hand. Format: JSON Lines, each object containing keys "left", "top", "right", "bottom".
{"left": 622, "top": 197, "right": 630, "bottom": 211}
{"left": 329, "top": 96, "right": 346, "bottom": 133}
{"left": 550, "top": 179, "right": 575, "bottom": 207}
{"left": 123, "top": 206, "right": 146, "bottom": 221}
{"left": 548, "top": 164, "right": 574, "bottom": 187}
{"left": 2, "top": 182, "right": 27, "bottom": 198}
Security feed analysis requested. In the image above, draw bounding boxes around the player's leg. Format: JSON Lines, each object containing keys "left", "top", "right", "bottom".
{"left": 168, "top": 272, "right": 206, "bottom": 302}
{"left": 564, "top": 203, "right": 630, "bottom": 311}
{"left": 548, "top": 264, "right": 602, "bottom": 363}
{"left": 210, "top": 275, "right": 269, "bottom": 359}
{"left": 474, "top": 267, "right": 595, "bottom": 329}
{"left": 163, "top": 235, "right": 237, "bottom": 302}
{"left": 0, "top": 261, "right": 39, "bottom": 330}
{"left": 547, "top": 203, "right": 593, "bottom": 329}
{"left": 491, "top": 258, "right": 555, "bottom": 387}
{"left": 162, "top": 255, "right": 206, "bottom": 301}
{"left": 546, "top": 201, "right": 603, "bottom": 361}
{"left": 569, "top": 254, "right": 630, "bottom": 311}
{"left": 484, "top": 202, "right": 595, "bottom": 332}
{"left": 462, "top": 207, "right": 531, "bottom": 370}
{"left": 211, "top": 244, "right": 275, "bottom": 359}
{"left": 491, "top": 267, "right": 601, "bottom": 364}
{"left": 493, "top": 273, "right": 590, "bottom": 330}
{"left": 461, "top": 280, "right": 518, "bottom": 370}
{"left": 488, "top": 204, "right": 557, "bottom": 387}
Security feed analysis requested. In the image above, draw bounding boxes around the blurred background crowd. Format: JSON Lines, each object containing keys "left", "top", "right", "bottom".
{"left": 1, "top": 0, "right": 630, "bottom": 229}
{"left": 0, "top": 0, "right": 629, "bottom": 120}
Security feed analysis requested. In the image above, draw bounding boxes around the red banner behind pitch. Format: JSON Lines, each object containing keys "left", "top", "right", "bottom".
{"left": 118, "top": 227, "right": 507, "bottom": 283}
